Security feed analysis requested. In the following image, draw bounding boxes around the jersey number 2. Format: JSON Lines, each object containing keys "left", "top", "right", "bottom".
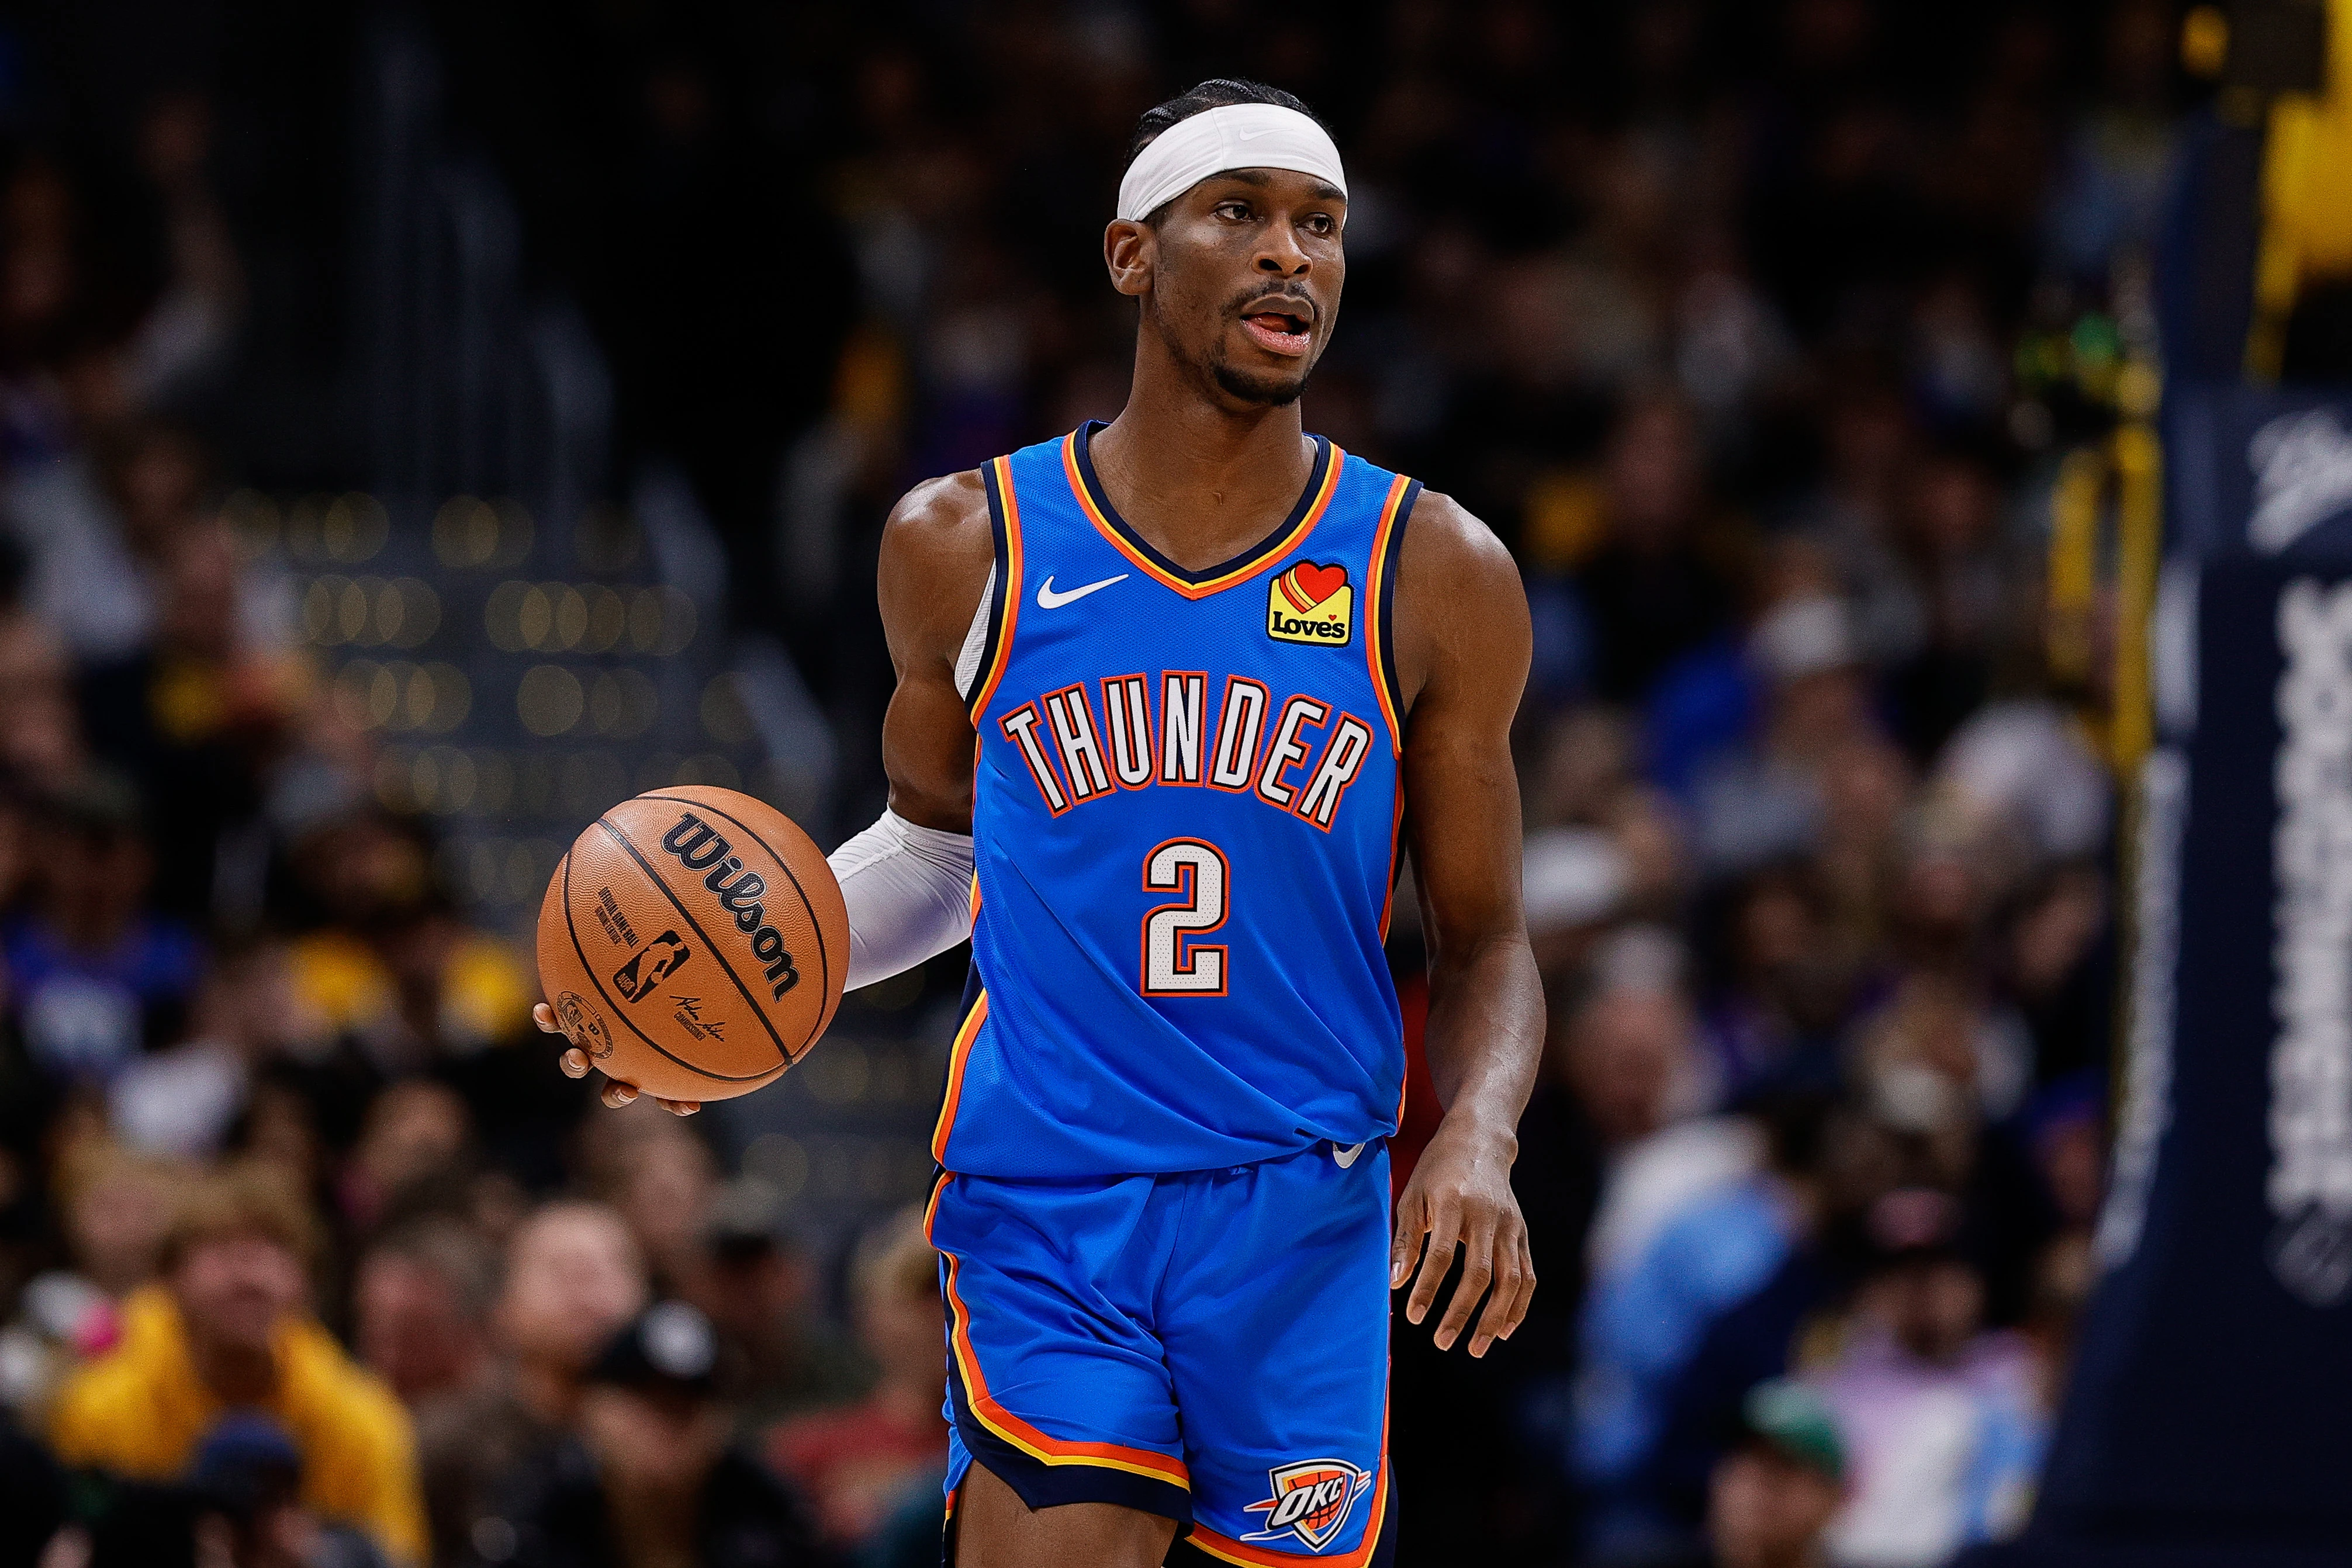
{"left": 1142, "top": 839, "right": 1229, "bottom": 996}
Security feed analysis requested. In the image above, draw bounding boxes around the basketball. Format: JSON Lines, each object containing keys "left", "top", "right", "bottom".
{"left": 535, "top": 785, "right": 849, "bottom": 1103}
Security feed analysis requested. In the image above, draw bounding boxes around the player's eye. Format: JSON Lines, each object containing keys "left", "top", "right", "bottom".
{"left": 1303, "top": 213, "right": 1336, "bottom": 236}
{"left": 1214, "top": 200, "right": 1253, "bottom": 222}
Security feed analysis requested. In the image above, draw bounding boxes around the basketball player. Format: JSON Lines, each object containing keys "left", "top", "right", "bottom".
{"left": 541, "top": 79, "right": 1541, "bottom": 1567}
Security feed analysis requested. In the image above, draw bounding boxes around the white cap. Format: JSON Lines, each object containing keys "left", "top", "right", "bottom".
{"left": 1521, "top": 828, "right": 1627, "bottom": 933}
{"left": 1749, "top": 595, "right": 1859, "bottom": 684}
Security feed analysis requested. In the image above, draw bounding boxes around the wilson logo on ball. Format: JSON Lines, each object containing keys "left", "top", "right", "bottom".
{"left": 611, "top": 930, "right": 690, "bottom": 1001}
{"left": 660, "top": 812, "right": 803, "bottom": 1000}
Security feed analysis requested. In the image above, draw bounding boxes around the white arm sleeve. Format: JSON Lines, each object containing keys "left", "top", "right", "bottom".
{"left": 828, "top": 809, "right": 976, "bottom": 991}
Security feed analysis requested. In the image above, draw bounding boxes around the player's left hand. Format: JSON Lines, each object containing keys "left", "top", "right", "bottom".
{"left": 532, "top": 1002, "right": 701, "bottom": 1116}
{"left": 1392, "top": 1117, "right": 1533, "bottom": 1357}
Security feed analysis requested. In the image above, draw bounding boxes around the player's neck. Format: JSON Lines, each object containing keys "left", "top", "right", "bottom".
{"left": 1091, "top": 352, "right": 1316, "bottom": 574}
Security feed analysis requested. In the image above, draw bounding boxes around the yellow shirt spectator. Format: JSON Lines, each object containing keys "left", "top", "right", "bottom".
{"left": 50, "top": 1165, "right": 428, "bottom": 1567}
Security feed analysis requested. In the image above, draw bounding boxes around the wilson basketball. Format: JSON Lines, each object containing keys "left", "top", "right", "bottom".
{"left": 536, "top": 785, "right": 849, "bottom": 1103}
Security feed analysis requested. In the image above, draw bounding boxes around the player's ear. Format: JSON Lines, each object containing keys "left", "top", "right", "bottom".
{"left": 1105, "top": 219, "right": 1154, "bottom": 298}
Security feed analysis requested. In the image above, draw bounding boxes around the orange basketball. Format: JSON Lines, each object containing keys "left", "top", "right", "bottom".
{"left": 535, "top": 785, "right": 849, "bottom": 1103}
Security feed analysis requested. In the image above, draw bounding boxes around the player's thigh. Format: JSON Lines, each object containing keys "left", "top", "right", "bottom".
{"left": 953, "top": 1462, "right": 1178, "bottom": 1568}
{"left": 1159, "top": 1142, "right": 1397, "bottom": 1563}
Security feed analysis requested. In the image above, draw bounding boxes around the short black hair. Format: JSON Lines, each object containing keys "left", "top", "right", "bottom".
{"left": 1124, "top": 80, "right": 1327, "bottom": 209}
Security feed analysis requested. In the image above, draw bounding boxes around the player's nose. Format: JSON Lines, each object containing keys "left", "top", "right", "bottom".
{"left": 1255, "top": 227, "right": 1310, "bottom": 276}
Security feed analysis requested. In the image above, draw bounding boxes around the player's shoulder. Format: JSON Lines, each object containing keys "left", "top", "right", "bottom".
{"left": 878, "top": 469, "right": 997, "bottom": 660}
{"left": 1398, "top": 486, "right": 1519, "bottom": 600}
{"left": 1388, "top": 486, "right": 1528, "bottom": 709}
{"left": 881, "top": 468, "right": 994, "bottom": 562}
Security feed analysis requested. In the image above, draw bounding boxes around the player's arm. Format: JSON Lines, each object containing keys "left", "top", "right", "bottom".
{"left": 871, "top": 468, "right": 993, "bottom": 830}
{"left": 538, "top": 471, "right": 995, "bottom": 1112}
{"left": 1387, "top": 490, "right": 1543, "bottom": 1357}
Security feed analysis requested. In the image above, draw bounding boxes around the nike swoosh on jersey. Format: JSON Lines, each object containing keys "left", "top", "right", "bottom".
{"left": 1036, "top": 573, "right": 1129, "bottom": 609}
{"left": 1333, "top": 1141, "right": 1367, "bottom": 1168}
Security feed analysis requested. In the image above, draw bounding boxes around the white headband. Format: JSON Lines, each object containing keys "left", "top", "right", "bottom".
{"left": 1116, "top": 103, "right": 1347, "bottom": 224}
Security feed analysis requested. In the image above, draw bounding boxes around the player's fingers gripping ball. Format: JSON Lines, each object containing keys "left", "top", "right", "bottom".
{"left": 536, "top": 785, "right": 849, "bottom": 1103}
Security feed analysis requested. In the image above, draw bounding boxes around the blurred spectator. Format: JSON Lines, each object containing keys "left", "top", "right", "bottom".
{"left": 355, "top": 1219, "right": 500, "bottom": 1410}
{"left": 1696, "top": 864, "right": 1863, "bottom": 1105}
{"left": 406, "top": 1201, "right": 647, "bottom": 1565}
{"left": 108, "top": 938, "right": 328, "bottom": 1160}
{"left": 1881, "top": 444, "right": 2036, "bottom": 764}
{"left": 79, "top": 509, "right": 309, "bottom": 922}
{"left": 766, "top": 1204, "right": 947, "bottom": 1551}
{"left": 186, "top": 1413, "right": 390, "bottom": 1568}
{"left": 606, "top": 1123, "right": 718, "bottom": 1298}
{"left": 1576, "top": 1095, "right": 1830, "bottom": 1560}
{"left": 0, "top": 1144, "right": 177, "bottom": 1413}
{"left": 1814, "top": 1191, "right": 2040, "bottom": 1567}
{"left": 1691, "top": 1379, "right": 1849, "bottom": 1568}
{"left": 1578, "top": 394, "right": 1746, "bottom": 706}
{"left": 1692, "top": 597, "right": 1880, "bottom": 878}
{"left": 491, "top": 1203, "right": 648, "bottom": 1430}
{"left": 0, "top": 608, "right": 82, "bottom": 788}
{"left": 8, "top": 417, "right": 218, "bottom": 667}
{"left": 480, "top": 1302, "right": 825, "bottom": 1568}
{"left": 689, "top": 1178, "right": 868, "bottom": 1424}
{"left": 47, "top": 1161, "right": 426, "bottom": 1565}
{"left": 340, "top": 1081, "right": 473, "bottom": 1240}
{"left": 1523, "top": 826, "right": 1630, "bottom": 983}
{"left": 3, "top": 769, "right": 201, "bottom": 1084}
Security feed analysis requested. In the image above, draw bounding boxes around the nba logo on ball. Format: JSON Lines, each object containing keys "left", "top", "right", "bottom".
{"left": 1240, "top": 1458, "right": 1372, "bottom": 1550}
{"left": 1267, "top": 560, "right": 1352, "bottom": 646}
{"left": 611, "top": 930, "right": 690, "bottom": 1001}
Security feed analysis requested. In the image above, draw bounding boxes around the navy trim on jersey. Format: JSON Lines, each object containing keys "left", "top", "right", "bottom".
{"left": 1375, "top": 479, "right": 1420, "bottom": 741}
{"left": 1074, "top": 420, "right": 1333, "bottom": 588}
{"left": 969, "top": 462, "right": 1016, "bottom": 723}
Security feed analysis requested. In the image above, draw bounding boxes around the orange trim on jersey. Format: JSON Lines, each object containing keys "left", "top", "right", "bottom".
{"left": 935, "top": 1231, "right": 1194, "bottom": 1490}
{"left": 1061, "top": 432, "right": 1345, "bottom": 601}
{"left": 1185, "top": 1395, "right": 1391, "bottom": 1567}
{"left": 1362, "top": 474, "right": 1413, "bottom": 756}
{"left": 969, "top": 455, "right": 1025, "bottom": 720}
{"left": 929, "top": 992, "right": 989, "bottom": 1164}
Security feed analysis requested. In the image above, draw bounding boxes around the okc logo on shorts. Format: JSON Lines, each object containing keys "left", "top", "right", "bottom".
{"left": 1240, "top": 1458, "right": 1373, "bottom": 1552}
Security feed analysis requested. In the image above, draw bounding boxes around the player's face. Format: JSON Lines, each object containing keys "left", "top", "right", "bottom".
{"left": 1135, "top": 168, "right": 1346, "bottom": 407}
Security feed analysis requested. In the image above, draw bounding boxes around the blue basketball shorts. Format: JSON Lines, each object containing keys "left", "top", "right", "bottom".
{"left": 926, "top": 1140, "right": 1397, "bottom": 1566}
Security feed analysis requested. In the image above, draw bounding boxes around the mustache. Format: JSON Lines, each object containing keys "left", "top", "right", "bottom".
{"left": 1227, "top": 285, "right": 1316, "bottom": 321}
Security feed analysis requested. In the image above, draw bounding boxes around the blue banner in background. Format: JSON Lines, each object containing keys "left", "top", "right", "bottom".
{"left": 1983, "top": 558, "right": 2352, "bottom": 1567}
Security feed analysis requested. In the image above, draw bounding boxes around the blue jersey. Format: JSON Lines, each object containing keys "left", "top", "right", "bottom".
{"left": 936, "top": 420, "right": 1421, "bottom": 1178}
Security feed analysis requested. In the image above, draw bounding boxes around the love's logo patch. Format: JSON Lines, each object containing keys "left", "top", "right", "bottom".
{"left": 1268, "top": 559, "right": 1352, "bottom": 646}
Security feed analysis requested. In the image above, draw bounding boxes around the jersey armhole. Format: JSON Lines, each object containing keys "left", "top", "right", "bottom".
{"left": 952, "top": 560, "right": 997, "bottom": 701}
{"left": 1367, "top": 476, "right": 1421, "bottom": 755}
{"left": 965, "top": 456, "right": 1023, "bottom": 723}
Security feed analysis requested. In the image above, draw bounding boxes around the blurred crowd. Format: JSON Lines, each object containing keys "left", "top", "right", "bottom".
{"left": 0, "top": 1, "right": 2200, "bottom": 1566}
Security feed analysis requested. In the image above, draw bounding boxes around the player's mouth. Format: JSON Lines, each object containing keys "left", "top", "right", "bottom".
{"left": 1240, "top": 303, "right": 1314, "bottom": 357}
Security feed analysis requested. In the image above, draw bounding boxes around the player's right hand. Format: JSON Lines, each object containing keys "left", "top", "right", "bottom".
{"left": 533, "top": 1002, "right": 701, "bottom": 1116}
